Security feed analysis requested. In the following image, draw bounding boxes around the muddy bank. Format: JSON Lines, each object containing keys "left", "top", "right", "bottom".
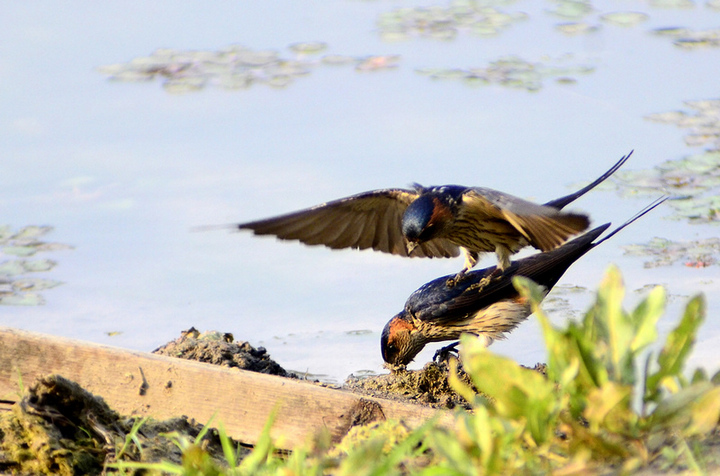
{"left": 0, "top": 374, "right": 242, "bottom": 475}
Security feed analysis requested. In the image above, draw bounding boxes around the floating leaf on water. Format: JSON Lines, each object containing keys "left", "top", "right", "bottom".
{"left": 555, "top": 22, "right": 599, "bottom": 35}
{"left": 685, "top": 99, "right": 720, "bottom": 111}
{"left": 0, "top": 225, "right": 11, "bottom": 243}
{"left": 321, "top": 54, "right": 357, "bottom": 65}
{"left": 217, "top": 72, "right": 254, "bottom": 90}
{"left": 33, "top": 242, "right": 74, "bottom": 253}
{"left": 12, "top": 226, "right": 53, "bottom": 240}
{"left": 236, "top": 49, "right": 279, "bottom": 67}
{"left": 0, "top": 292, "right": 45, "bottom": 306}
{"left": 463, "top": 75, "right": 491, "bottom": 87}
{"left": 429, "top": 27, "right": 458, "bottom": 40}
{"left": 652, "top": 27, "right": 691, "bottom": 37}
{"left": 625, "top": 236, "right": 720, "bottom": 267}
{"left": 263, "top": 75, "right": 293, "bottom": 88}
{"left": 649, "top": 0, "right": 695, "bottom": 7}
{"left": 377, "top": 3, "right": 526, "bottom": 41}
{"left": 685, "top": 133, "right": 720, "bottom": 147}
{"left": 96, "top": 63, "right": 128, "bottom": 75}
{"left": 356, "top": 55, "right": 400, "bottom": 71}
{"left": 675, "top": 37, "right": 720, "bottom": 49}
{"left": 106, "top": 331, "right": 123, "bottom": 337}
{"left": 547, "top": 0, "right": 593, "bottom": 19}
{"left": 163, "top": 77, "right": 207, "bottom": 94}
{"left": 22, "top": 259, "right": 56, "bottom": 273}
{"left": 418, "top": 54, "right": 595, "bottom": 91}
{"left": 379, "top": 30, "right": 410, "bottom": 42}
{"left": 555, "top": 77, "right": 578, "bottom": 85}
{"left": 644, "top": 111, "right": 688, "bottom": 124}
{"left": 101, "top": 44, "right": 402, "bottom": 93}
{"left": 12, "top": 278, "right": 63, "bottom": 292}
{"left": 288, "top": 42, "right": 328, "bottom": 55}
{"left": 2, "top": 246, "right": 37, "bottom": 257}
{"left": 0, "top": 261, "right": 26, "bottom": 276}
{"left": 600, "top": 12, "right": 649, "bottom": 27}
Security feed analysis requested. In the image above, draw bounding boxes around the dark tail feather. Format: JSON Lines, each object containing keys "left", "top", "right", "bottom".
{"left": 545, "top": 151, "right": 633, "bottom": 210}
{"left": 594, "top": 195, "right": 667, "bottom": 246}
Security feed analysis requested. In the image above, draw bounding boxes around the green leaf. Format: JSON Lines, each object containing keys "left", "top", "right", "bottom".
{"left": 459, "top": 334, "right": 558, "bottom": 445}
{"left": 646, "top": 295, "right": 705, "bottom": 401}
{"left": 629, "top": 285, "right": 665, "bottom": 353}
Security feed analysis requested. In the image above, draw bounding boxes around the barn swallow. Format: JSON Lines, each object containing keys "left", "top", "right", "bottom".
{"left": 380, "top": 196, "right": 666, "bottom": 368}
{"left": 237, "top": 152, "right": 631, "bottom": 273}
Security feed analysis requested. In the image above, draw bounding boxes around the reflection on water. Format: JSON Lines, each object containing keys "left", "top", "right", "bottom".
{"left": 2, "top": 1, "right": 720, "bottom": 383}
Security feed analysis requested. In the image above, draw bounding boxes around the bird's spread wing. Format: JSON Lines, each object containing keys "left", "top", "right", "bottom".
{"left": 464, "top": 188, "right": 590, "bottom": 252}
{"left": 238, "top": 188, "right": 460, "bottom": 258}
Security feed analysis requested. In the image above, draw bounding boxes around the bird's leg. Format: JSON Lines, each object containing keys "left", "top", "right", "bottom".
{"left": 446, "top": 250, "right": 478, "bottom": 287}
{"left": 433, "top": 341, "right": 460, "bottom": 364}
{"left": 466, "top": 267, "right": 503, "bottom": 292}
{"left": 495, "top": 245, "right": 512, "bottom": 272}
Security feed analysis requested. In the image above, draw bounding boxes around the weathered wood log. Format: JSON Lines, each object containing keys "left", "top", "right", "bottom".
{"left": 0, "top": 326, "right": 451, "bottom": 449}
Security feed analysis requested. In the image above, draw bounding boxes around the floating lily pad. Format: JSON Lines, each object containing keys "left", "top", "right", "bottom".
{"left": 11, "top": 225, "right": 53, "bottom": 240}
{"left": 651, "top": 26, "right": 720, "bottom": 49}
{"left": 649, "top": 0, "right": 695, "bottom": 8}
{"left": 12, "top": 278, "right": 63, "bottom": 292}
{"left": 555, "top": 22, "right": 599, "bottom": 35}
{"left": 98, "top": 42, "right": 399, "bottom": 94}
{"left": 21, "top": 259, "right": 57, "bottom": 273}
{"left": 288, "top": 42, "right": 328, "bottom": 55}
{"left": 547, "top": 0, "right": 593, "bottom": 20}
{"left": 0, "top": 293, "right": 45, "bottom": 306}
{"left": 0, "top": 261, "right": 26, "bottom": 276}
{"left": 99, "top": 43, "right": 401, "bottom": 93}
{"left": 2, "top": 246, "right": 38, "bottom": 257}
{"left": 0, "top": 225, "right": 71, "bottom": 306}
{"left": 599, "top": 12, "right": 649, "bottom": 27}
{"left": 356, "top": 55, "right": 401, "bottom": 72}
{"left": 377, "top": 2, "right": 527, "bottom": 41}
{"left": 624, "top": 237, "right": 720, "bottom": 268}
{"left": 417, "top": 55, "right": 595, "bottom": 92}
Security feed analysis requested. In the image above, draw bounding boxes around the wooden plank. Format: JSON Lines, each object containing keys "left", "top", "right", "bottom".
{"left": 0, "top": 326, "right": 449, "bottom": 449}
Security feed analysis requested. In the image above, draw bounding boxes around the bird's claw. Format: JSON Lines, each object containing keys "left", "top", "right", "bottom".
{"left": 446, "top": 269, "right": 471, "bottom": 287}
{"left": 433, "top": 341, "right": 460, "bottom": 364}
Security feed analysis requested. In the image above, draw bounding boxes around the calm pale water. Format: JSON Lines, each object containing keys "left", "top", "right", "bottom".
{"left": 2, "top": 1, "right": 720, "bottom": 382}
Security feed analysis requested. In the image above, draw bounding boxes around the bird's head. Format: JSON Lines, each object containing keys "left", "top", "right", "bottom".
{"left": 380, "top": 311, "right": 426, "bottom": 367}
{"left": 401, "top": 191, "right": 456, "bottom": 254}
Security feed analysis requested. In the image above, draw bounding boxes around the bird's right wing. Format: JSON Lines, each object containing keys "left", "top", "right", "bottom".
{"left": 238, "top": 189, "right": 460, "bottom": 258}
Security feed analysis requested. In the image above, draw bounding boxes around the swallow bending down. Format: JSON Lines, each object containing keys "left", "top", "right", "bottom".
{"left": 237, "top": 152, "right": 633, "bottom": 273}
{"left": 380, "top": 196, "right": 666, "bottom": 368}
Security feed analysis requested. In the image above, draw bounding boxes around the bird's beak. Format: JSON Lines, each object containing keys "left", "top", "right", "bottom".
{"left": 406, "top": 241, "right": 418, "bottom": 256}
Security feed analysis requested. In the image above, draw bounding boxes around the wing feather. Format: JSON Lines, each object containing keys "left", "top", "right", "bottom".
{"left": 465, "top": 188, "right": 589, "bottom": 252}
{"left": 237, "top": 188, "right": 429, "bottom": 256}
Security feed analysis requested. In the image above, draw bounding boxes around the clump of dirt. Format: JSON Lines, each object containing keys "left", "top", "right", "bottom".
{"left": 345, "top": 360, "right": 549, "bottom": 409}
{"left": 344, "top": 360, "right": 476, "bottom": 409}
{"left": 153, "top": 327, "right": 292, "bottom": 377}
{"left": 0, "top": 374, "right": 242, "bottom": 475}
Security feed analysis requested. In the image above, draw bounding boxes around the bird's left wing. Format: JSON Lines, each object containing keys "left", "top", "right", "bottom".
{"left": 464, "top": 188, "right": 590, "bottom": 252}
{"left": 238, "top": 188, "right": 459, "bottom": 258}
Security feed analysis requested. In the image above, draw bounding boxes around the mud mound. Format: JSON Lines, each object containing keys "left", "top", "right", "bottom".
{"left": 345, "top": 361, "right": 475, "bottom": 409}
{"left": 153, "top": 327, "right": 291, "bottom": 377}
